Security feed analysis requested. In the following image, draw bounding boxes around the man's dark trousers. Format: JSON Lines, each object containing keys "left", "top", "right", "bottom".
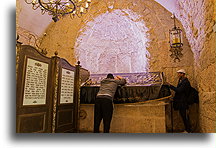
{"left": 94, "top": 97, "right": 113, "bottom": 133}
{"left": 179, "top": 108, "right": 192, "bottom": 132}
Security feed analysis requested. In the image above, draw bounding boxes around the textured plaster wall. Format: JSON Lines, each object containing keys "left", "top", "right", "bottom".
{"left": 175, "top": 0, "right": 216, "bottom": 133}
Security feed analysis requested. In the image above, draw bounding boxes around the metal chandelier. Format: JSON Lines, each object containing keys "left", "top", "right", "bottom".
{"left": 24, "top": 0, "right": 91, "bottom": 22}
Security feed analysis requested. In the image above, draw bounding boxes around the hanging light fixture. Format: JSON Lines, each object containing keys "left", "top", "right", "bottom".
{"left": 24, "top": 0, "right": 91, "bottom": 22}
{"left": 169, "top": 14, "right": 183, "bottom": 62}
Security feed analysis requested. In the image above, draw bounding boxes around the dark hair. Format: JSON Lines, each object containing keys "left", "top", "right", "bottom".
{"left": 107, "top": 73, "right": 114, "bottom": 79}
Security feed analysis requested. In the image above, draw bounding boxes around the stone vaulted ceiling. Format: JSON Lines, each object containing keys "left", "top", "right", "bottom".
{"left": 17, "top": 0, "right": 177, "bottom": 36}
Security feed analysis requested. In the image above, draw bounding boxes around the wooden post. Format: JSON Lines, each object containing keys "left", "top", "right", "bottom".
{"left": 50, "top": 52, "right": 60, "bottom": 133}
{"left": 74, "top": 61, "right": 81, "bottom": 132}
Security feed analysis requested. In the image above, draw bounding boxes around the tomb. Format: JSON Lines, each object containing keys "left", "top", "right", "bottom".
{"left": 79, "top": 72, "right": 172, "bottom": 133}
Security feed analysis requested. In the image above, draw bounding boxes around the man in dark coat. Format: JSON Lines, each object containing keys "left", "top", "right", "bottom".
{"left": 94, "top": 73, "right": 126, "bottom": 133}
{"left": 165, "top": 69, "right": 192, "bottom": 133}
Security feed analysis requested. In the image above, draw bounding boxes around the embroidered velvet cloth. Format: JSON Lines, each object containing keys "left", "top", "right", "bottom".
{"left": 80, "top": 85, "right": 171, "bottom": 104}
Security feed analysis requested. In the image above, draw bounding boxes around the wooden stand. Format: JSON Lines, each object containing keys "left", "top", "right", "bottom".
{"left": 16, "top": 45, "right": 86, "bottom": 133}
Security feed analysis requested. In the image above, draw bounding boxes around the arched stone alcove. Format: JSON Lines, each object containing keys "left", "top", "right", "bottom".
{"left": 40, "top": 0, "right": 195, "bottom": 86}
{"left": 75, "top": 9, "right": 150, "bottom": 74}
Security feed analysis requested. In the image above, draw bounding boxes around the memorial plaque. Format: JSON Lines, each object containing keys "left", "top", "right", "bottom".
{"left": 23, "top": 58, "right": 48, "bottom": 105}
{"left": 60, "top": 68, "right": 75, "bottom": 104}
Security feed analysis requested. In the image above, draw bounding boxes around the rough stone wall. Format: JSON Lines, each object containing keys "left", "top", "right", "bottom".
{"left": 16, "top": 27, "right": 39, "bottom": 46}
{"left": 39, "top": 0, "right": 194, "bottom": 76}
{"left": 16, "top": 0, "right": 21, "bottom": 28}
{"left": 175, "top": 0, "right": 216, "bottom": 132}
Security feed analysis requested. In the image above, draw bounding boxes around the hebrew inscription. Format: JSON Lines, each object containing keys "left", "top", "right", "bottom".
{"left": 23, "top": 58, "right": 48, "bottom": 105}
{"left": 60, "top": 68, "right": 74, "bottom": 104}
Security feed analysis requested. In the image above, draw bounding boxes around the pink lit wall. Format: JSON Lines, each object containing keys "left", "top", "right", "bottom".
{"left": 17, "top": 0, "right": 52, "bottom": 36}
{"left": 154, "top": 0, "right": 177, "bottom": 13}
{"left": 75, "top": 9, "right": 150, "bottom": 74}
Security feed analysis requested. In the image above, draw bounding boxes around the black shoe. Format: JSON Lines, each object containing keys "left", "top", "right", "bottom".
{"left": 186, "top": 128, "right": 192, "bottom": 133}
